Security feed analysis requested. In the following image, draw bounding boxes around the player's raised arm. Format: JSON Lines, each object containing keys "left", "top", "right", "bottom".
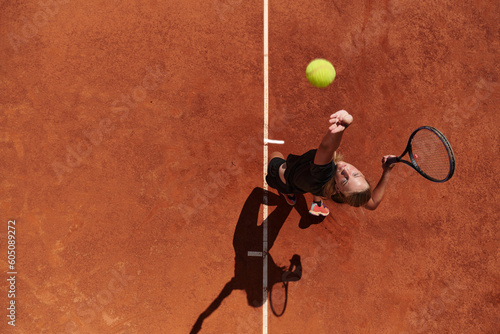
{"left": 314, "top": 110, "right": 353, "bottom": 165}
{"left": 364, "top": 155, "right": 396, "bottom": 210}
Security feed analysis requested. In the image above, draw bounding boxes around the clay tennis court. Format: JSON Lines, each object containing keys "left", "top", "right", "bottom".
{"left": 1, "top": 0, "right": 499, "bottom": 333}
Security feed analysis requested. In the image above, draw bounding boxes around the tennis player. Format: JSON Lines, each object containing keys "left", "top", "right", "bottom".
{"left": 265, "top": 110, "right": 395, "bottom": 216}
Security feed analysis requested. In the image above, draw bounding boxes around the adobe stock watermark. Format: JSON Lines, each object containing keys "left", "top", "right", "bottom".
{"left": 213, "top": 0, "right": 243, "bottom": 22}
{"left": 51, "top": 64, "right": 168, "bottom": 184}
{"left": 339, "top": 5, "right": 400, "bottom": 62}
{"left": 301, "top": 231, "right": 341, "bottom": 278}
{"left": 178, "top": 108, "right": 298, "bottom": 224}
{"left": 234, "top": 309, "right": 261, "bottom": 334}
{"left": 442, "top": 76, "right": 499, "bottom": 129}
{"left": 400, "top": 278, "right": 467, "bottom": 334}
{"left": 8, "top": 0, "right": 73, "bottom": 53}
{"left": 62, "top": 265, "right": 136, "bottom": 333}
{"left": 6, "top": 220, "right": 17, "bottom": 327}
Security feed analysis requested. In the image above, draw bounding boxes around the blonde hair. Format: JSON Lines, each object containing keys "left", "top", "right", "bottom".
{"left": 322, "top": 152, "right": 372, "bottom": 208}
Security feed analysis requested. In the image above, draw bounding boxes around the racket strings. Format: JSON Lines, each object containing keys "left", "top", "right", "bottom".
{"left": 411, "top": 130, "right": 452, "bottom": 180}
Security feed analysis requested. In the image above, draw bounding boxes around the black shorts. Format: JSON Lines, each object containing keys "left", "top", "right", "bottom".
{"left": 266, "top": 157, "right": 293, "bottom": 194}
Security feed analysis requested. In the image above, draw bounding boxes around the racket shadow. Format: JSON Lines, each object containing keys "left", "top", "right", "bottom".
{"left": 190, "top": 187, "right": 302, "bottom": 333}
{"left": 269, "top": 254, "right": 302, "bottom": 317}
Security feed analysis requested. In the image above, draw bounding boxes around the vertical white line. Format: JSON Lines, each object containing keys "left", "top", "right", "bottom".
{"left": 262, "top": 0, "right": 269, "bottom": 333}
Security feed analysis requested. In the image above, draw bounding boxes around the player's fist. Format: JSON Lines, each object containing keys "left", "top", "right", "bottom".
{"left": 382, "top": 155, "right": 397, "bottom": 171}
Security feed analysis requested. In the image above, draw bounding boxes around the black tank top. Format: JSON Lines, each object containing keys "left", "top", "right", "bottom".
{"left": 284, "top": 149, "right": 335, "bottom": 196}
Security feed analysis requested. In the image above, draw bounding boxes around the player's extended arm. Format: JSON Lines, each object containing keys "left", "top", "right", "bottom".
{"left": 314, "top": 110, "right": 353, "bottom": 165}
{"left": 364, "top": 155, "right": 396, "bottom": 210}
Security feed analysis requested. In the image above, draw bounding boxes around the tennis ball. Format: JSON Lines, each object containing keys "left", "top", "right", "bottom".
{"left": 306, "top": 59, "right": 336, "bottom": 88}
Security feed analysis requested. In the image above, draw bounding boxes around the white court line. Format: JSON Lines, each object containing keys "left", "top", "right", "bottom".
{"left": 248, "top": 251, "right": 264, "bottom": 257}
{"left": 264, "top": 139, "right": 285, "bottom": 144}
{"left": 262, "top": 0, "right": 269, "bottom": 333}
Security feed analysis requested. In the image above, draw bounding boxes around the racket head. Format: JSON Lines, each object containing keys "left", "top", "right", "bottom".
{"left": 405, "top": 126, "right": 455, "bottom": 182}
{"left": 269, "top": 281, "right": 288, "bottom": 317}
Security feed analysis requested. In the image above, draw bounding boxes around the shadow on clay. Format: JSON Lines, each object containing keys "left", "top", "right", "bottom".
{"left": 294, "top": 193, "right": 327, "bottom": 229}
{"left": 190, "top": 187, "right": 313, "bottom": 333}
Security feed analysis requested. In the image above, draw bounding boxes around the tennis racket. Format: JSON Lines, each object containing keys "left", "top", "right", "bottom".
{"left": 386, "top": 126, "right": 455, "bottom": 182}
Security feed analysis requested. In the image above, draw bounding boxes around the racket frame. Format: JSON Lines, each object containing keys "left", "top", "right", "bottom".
{"left": 391, "top": 126, "right": 455, "bottom": 182}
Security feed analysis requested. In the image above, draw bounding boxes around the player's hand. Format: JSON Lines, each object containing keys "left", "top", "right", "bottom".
{"left": 328, "top": 110, "right": 353, "bottom": 133}
{"left": 382, "top": 155, "right": 397, "bottom": 171}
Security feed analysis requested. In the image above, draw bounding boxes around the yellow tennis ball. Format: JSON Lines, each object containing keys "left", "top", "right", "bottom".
{"left": 306, "top": 59, "right": 336, "bottom": 88}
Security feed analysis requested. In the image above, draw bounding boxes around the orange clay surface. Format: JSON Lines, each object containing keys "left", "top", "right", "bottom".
{"left": 1, "top": 0, "right": 499, "bottom": 333}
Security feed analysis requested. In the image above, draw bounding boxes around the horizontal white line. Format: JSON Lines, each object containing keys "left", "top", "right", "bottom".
{"left": 264, "top": 139, "right": 285, "bottom": 144}
{"left": 248, "top": 251, "right": 263, "bottom": 257}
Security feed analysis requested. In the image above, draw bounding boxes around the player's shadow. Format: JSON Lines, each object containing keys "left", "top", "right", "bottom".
{"left": 190, "top": 187, "right": 305, "bottom": 334}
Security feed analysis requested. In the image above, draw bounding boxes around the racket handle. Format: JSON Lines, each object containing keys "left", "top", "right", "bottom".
{"left": 385, "top": 156, "right": 400, "bottom": 165}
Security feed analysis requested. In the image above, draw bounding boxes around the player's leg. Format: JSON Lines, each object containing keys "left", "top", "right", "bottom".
{"left": 267, "top": 152, "right": 296, "bottom": 205}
